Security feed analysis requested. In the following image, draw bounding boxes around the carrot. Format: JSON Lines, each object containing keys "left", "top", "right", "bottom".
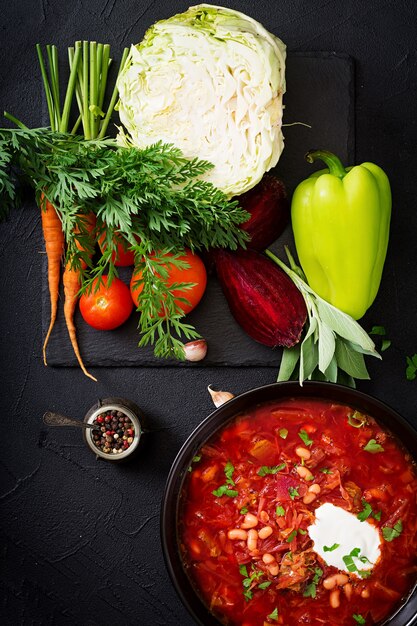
{"left": 41, "top": 193, "right": 64, "bottom": 365}
{"left": 63, "top": 212, "right": 97, "bottom": 382}
{"left": 62, "top": 263, "right": 97, "bottom": 382}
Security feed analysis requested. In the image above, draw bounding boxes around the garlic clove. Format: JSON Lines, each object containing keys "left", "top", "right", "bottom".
{"left": 207, "top": 385, "right": 235, "bottom": 407}
{"left": 183, "top": 339, "right": 208, "bottom": 362}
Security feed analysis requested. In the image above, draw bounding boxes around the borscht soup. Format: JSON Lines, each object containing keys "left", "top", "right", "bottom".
{"left": 179, "top": 397, "right": 417, "bottom": 626}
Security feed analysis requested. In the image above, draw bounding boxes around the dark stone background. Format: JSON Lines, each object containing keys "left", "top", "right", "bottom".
{"left": 1, "top": 1, "right": 416, "bottom": 625}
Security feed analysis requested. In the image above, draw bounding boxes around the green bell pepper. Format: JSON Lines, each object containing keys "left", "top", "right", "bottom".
{"left": 291, "top": 150, "right": 391, "bottom": 320}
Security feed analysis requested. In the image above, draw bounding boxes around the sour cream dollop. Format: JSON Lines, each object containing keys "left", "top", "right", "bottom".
{"left": 307, "top": 503, "right": 381, "bottom": 574}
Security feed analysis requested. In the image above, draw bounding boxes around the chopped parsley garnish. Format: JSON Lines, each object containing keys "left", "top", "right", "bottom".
{"left": 406, "top": 354, "right": 417, "bottom": 380}
{"left": 212, "top": 484, "right": 238, "bottom": 498}
{"left": 347, "top": 411, "right": 368, "bottom": 428}
{"left": 240, "top": 507, "right": 248, "bottom": 515}
{"left": 258, "top": 581, "right": 271, "bottom": 590}
{"left": 298, "top": 528, "right": 307, "bottom": 535}
{"left": 212, "top": 460, "right": 238, "bottom": 498}
{"left": 303, "top": 567, "right": 323, "bottom": 598}
{"left": 353, "top": 615, "right": 366, "bottom": 625}
{"left": 276, "top": 505, "right": 285, "bottom": 517}
{"left": 382, "top": 519, "right": 403, "bottom": 542}
{"left": 187, "top": 454, "right": 202, "bottom": 472}
{"left": 288, "top": 486, "right": 299, "bottom": 500}
{"left": 224, "top": 460, "right": 235, "bottom": 485}
{"left": 357, "top": 499, "right": 373, "bottom": 521}
{"left": 323, "top": 543, "right": 340, "bottom": 552}
{"left": 268, "top": 607, "right": 279, "bottom": 620}
{"left": 357, "top": 499, "right": 382, "bottom": 522}
{"left": 239, "top": 564, "right": 265, "bottom": 602}
{"left": 363, "top": 438, "right": 384, "bottom": 454}
{"left": 298, "top": 429, "right": 313, "bottom": 447}
{"left": 286, "top": 529, "right": 297, "bottom": 543}
{"left": 370, "top": 326, "right": 391, "bottom": 352}
{"left": 257, "top": 463, "right": 286, "bottom": 476}
{"left": 320, "top": 467, "right": 332, "bottom": 474}
{"left": 279, "top": 428, "right": 288, "bottom": 439}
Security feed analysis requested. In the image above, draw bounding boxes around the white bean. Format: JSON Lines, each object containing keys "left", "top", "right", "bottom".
{"left": 258, "top": 526, "right": 273, "bottom": 539}
{"left": 241, "top": 512, "right": 259, "bottom": 529}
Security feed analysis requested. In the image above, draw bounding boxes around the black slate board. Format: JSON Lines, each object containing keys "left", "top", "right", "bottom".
{"left": 42, "top": 52, "right": 355, "bottom": 368}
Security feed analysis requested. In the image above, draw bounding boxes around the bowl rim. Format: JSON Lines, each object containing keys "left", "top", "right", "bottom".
{"left": 160, "top": 381, "right": 417, "bottom": 626}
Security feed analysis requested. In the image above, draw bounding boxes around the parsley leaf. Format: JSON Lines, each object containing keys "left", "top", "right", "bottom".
{"left": 268, "top": 608, "right": 279, "bottom": 620}
{"left": 357, "top": 499, "right": 373, "bottom": 522}
{"left": 353, "top": 615, "right": 366, "bottom": 625}
{"left": 257, "top": 463, "right": 286, "bottom": 476}
{"left": 224, "top": 460, "right": 235, "bottom": 485}
{"left": 363, "top": 438, "right": 384, "bottom": 453}
{"left": 406, "top": 354, "right": 417, "bottom": 381}
{"left": 303, "top": 567, "right": 323, "bottom": 598}
{"left": 239, "top": 564, "right": 265, "bottom": 602}
{"left": 298, "top": 429, "right": 313, "bottom": 447}
{"left": 187, "top": 454, "right": 201, "bottom": 472}
{"left": 276, "top": 505, "right": 285, "bottom": 517}
{"left": 212, "top": 461, "right": 238, "bottom": 497}
{"left": 286, "top": 529, "right": 297, "bottom": 543}
{"left": 370, "top": 325, "right": 386, "bottom": 336}
{"left": 212, "top": 485, "right": 238, "bottom": 498}
{"left": 240, "top": 507, "right": 248, "bottom": 515}
{"left": 320, "top": 467, "right": 332, "bottom": 474}
{"left": 382, "top": 519, "right": 403, "bottom": 541}
{"left": 258, "top": 581, "right": 271, "bottom": 590}
{"left": 288, "top": 486, "right": 299, "bottom": 500}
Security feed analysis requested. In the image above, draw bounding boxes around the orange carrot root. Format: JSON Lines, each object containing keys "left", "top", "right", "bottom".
{"left": 63, "top": 264, "right": 97, "bottom": 382}
{"left": 41, "top": 194, "right": 64, "bottom": 366}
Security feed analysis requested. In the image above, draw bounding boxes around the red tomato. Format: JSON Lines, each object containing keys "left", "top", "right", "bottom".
{"left": 98, "top": 231, "right": 136, "bottom": 267}
{"left": 80, "top": 276, "right": 133, "bottom": 330}
{"left": 130, "top": 249, "right": 207, "bottom": 315}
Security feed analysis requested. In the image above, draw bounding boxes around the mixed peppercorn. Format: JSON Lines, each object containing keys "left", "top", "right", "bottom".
{"left": 91, "top": 409, "right": 135, "bottom": 455}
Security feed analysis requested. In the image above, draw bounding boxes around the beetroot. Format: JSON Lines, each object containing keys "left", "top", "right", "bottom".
{"left": 214, "top": 249, "right": 307, "bottom": 348}
{"left": 236, "top": 174, "right": 289, "bottom": 251}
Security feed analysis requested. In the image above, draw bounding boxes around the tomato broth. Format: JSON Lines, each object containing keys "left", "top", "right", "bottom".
{"left": 180, "top": 398, "right": 417, "bottom": 626}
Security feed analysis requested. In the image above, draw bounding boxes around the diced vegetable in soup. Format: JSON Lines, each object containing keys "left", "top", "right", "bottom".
{"left": 180, "top": 398, "right": 417, "bottom": 626}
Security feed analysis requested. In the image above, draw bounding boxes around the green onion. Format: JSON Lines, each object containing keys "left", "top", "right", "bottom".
{"left": 298, "top": 429, "right": 313, "bottom": 446}
{"left": 323, "top": 543, "right": 340, "bottom": 552}
{"left": 347, "top": 410, "right": 367, "bottom": 428}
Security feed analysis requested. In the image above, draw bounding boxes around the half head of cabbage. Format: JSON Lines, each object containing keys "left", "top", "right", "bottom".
{"left": 116, "top": 4, "right": 286, "bottom": 197}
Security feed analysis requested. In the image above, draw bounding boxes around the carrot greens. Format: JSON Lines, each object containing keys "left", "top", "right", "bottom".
{"left": 0, "top": 41, "right": 250, "bottom": 361}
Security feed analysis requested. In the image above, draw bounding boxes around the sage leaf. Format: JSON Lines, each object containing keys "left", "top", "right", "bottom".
{"left": 335, "top": 339, "right": 370, "bottom": 379}
{"left": 316, "top": 297, "right": 377, "bottom": 353}
{"left": 300, "top": 332, "right": 318, "bottom": 381}
{"left": 324, "top": 354, "right": 338, "bottom": 383}
{"left": 317, "top": 318, "right": 336, "bottom": 373}
{"left": 278, "top": 344, "right": 301, "bottom": 381}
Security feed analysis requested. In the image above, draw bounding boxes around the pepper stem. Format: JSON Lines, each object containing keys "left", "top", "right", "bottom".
{"left": 305, "top": 149, "right": 346, "bottom": 178}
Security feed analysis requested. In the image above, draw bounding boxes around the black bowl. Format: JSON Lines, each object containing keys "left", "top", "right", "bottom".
{"left": 161, "top": 381, "right": 417, "bottom": 626}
